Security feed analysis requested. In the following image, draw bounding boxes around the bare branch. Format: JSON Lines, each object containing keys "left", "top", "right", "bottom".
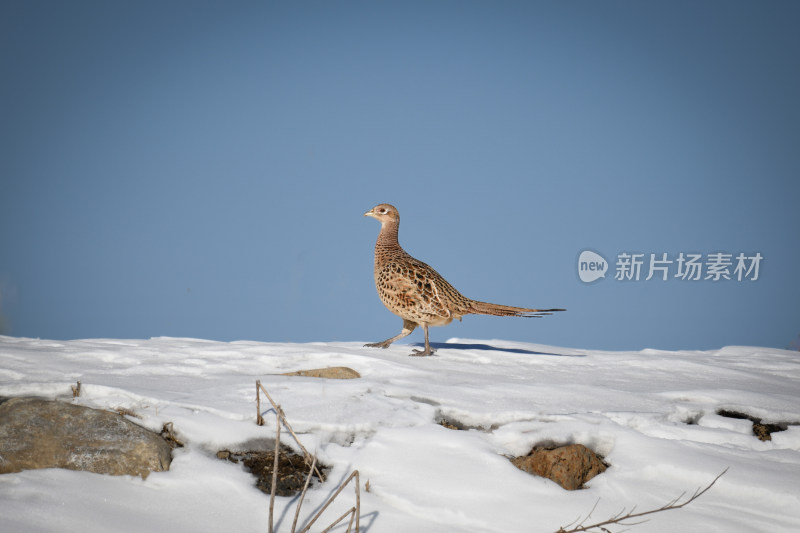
{"left": 257, "top": 381, "right": 325, "bottom": 482}
{"left": 256, "top": 380, "right": 265, "bottom": 426}
{"left": 319, "top": 507, "right": 356, "bottom": 533}
{"left": 291, "top": 454, "right": 317, "bottom": 533}
{"left": 299, "top": 470, "right": 360, "bottom": 533}
{"left": 268, "top": 406, "right": 282, "bottom": 533}
{"left": 555, "top": 469, "right": 728, "bottom": 533}
{"left": 255, "top": 380, "right": 360, "bottom": 532}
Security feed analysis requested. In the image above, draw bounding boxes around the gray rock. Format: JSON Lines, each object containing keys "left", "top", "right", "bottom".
{"left": 0, "top": 397, "right": 172, "bottom": 478}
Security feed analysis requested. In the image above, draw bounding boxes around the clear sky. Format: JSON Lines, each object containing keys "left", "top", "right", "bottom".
{"left": 1, "top": 1, "right": 798, "bottom": 351}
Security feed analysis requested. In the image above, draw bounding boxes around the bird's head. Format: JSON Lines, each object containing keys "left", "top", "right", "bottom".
{"left": 364, "top": 203, "right": 400, "bottom": 225}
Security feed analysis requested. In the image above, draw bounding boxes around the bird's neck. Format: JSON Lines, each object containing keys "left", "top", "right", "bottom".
{"left": 375, "top": 220, "right": 401, "bottom": 251}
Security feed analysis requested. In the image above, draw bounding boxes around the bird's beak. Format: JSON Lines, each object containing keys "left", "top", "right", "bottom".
{"left": 364, "top": 209, "right": 375, "bottom": 218}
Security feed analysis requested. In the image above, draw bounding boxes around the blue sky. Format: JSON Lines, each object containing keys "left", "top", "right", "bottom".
{"left": 1, "top": 1, "right": 798, "bottom": 351}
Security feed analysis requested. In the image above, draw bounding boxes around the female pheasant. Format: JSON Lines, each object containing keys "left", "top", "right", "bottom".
{"left": 364, "top": 203, "right": 564, "bottom": 356}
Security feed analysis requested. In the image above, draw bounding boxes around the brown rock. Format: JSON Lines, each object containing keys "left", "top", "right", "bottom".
{"left": 511, "top": 443, "right": 607, "bottom": 490}
{"left": 0, "top": 397, "right": 172, "bottom": 479}
{"left": 282, "top": 367, "right": 360, "bottom": 379}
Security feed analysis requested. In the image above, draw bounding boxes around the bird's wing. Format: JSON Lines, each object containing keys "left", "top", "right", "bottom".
{"left": 379, "top": 261, "right": 453, "bottom": 322}
{"left": 405, "top": 261, "right": 459, "bottom": 321}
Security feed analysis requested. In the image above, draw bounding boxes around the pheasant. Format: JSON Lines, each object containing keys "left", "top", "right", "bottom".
{"left": 364, "top": 203, "right": 565, "bottom": 356}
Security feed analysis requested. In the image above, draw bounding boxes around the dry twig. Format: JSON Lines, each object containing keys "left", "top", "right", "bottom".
{"left": 291, "top": 454, "right": 318, "bottom": 533}
{"left": 256, "top": 380, "right": 265, "bottom": 426}
{"left": 555, "top": 468, "right": 728, "bottom": 533}
{"left": 256, "top": 380, "right": 361, "bottom": 533}
{"left": 319, "top": 507, "right": 356, "bottom": 533}
{"left": 268, "top": 407, "right": 283, "bottom": 533}
{"left": 160, "top": 422, "right": 184, "bottom": 448}
{"left": 114, "top": 406, "right": 142, "bottom": 418}
{"left": 298, "top": 470, "right": 360, "bottom": 533}
{"left": 256, "top": 380, "right": 325, "bottom": 482}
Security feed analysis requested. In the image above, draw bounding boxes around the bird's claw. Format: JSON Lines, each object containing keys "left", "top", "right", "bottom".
{"left": 364, "top": 342, "right": 389, "bottom": 349}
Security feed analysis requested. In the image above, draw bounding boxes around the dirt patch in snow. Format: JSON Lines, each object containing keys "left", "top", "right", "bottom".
{"left": 217, "top": 448, "right": 328, "bottom": 497}
{"left": 716, "top": 409, "right": 791, "bottom": 441}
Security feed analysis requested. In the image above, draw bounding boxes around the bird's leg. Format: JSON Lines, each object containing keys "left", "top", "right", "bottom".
{"left": 364, "top": 320, "right": 417, "bottom": 349}
{"left": 411, "top": 324, "right": 436, "bottom": 356}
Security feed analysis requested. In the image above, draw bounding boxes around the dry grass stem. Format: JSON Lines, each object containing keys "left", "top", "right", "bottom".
{"left": 555, "top": 468, "right": 728, "bottom": 533}
{"left": 256, "top": 380, "right": 265, "bottom": 426}
{"left": 113, "top": 406, "right": 142, "bottom": 418}
{"left": 256, "top": 380, "right": 360, "bottom": 533}
{"left": 299, "top": 470, "right": 360, "bottom": 533}
{"left": 319, "top": 508, "right": 356, "bottom": 533}
{"left": 160, "top": 422, "right": 184, "bottom": 448}
{"left": 290, "top": 454, "right": 318, "bottom": 533}
{"left": 268, "top": 406, "right": 283, "bottom": 533}
{"left": 256, "top": 381, "right": 325, "bottom": 482}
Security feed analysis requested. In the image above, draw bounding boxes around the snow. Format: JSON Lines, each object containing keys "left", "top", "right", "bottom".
{"left": 1, "top": 335, "right": 799, "bottom": 533}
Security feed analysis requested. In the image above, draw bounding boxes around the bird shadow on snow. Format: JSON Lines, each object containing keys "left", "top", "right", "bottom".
{"left": 419, "top": 342, "right": 585, "bottom": 357}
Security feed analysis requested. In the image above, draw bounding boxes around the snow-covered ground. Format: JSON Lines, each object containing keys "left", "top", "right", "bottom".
{"left": 1, "top": 336, "right": 799, "bottom": 533}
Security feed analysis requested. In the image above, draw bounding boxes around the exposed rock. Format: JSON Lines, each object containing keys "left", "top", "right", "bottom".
{"left": 437, "top": 415, "right": 493, "bottom": 432}
{"left": 511, "top": 443, "right": 607, "bottom": 490}
{"left": 717, "top": 409, "right": 789, "bottom": 441}
{"left": 753, "top": 422, "right": 777, "bottom": 441}
{"left": 438, "top": 418, "right": 463, "bottom": 431}
{"left": 0, "top": 397, "right": 173, "bottom": 478}
{"left": 282, "top": 367, "right": 360, "bottom": 379}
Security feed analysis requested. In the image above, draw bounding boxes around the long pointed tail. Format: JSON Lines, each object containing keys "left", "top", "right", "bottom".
{"left": 467, "top": 300, "right": 566, "bottom": 318}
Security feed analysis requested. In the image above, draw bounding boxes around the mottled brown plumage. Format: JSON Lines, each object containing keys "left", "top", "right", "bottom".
{"left": 364, "top": 203, "right": 564, "bottom": 356}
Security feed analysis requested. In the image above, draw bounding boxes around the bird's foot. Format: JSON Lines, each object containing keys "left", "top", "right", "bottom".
{"left": 364, "top": 341, "right": 391, "bottom": 349}
{"left": 410, "top": 347, "right": 436, "bottom": 357}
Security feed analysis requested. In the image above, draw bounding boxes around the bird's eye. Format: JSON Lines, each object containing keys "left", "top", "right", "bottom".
{"left": 378, "top": 208, "right": 387, "bottom": 214}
